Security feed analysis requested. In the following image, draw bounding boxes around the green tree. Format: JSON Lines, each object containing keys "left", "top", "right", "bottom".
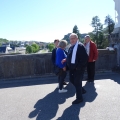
{"left": 104, "top": 15, "right": 115, "bottom": 35}
{"left": 48, "top": 43, "right": 54, "bottom": 52}
{"left": 26, "top": 46, "right": 33, "bottom": 53}
{"left": 26, "top": 43, "right": 40, "bottom": 53}
{"left": 73, "top": 25, "right": 81, "bottom": 41}
{"left": 31, "top": 43, "right": 40, "bottom": 53}
{"left": 88, "top": 31, "right": 109, "bottom": 49}
{"left": 91, "top": 16, "right": 103, "bottom": 47}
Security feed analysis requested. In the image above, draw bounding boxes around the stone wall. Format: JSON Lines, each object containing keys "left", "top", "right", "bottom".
{"left": 0, "top": 50, "right": 117, "bottom": 79}
{"left": 96, "top": 49, "right": 117, "bottom": 70}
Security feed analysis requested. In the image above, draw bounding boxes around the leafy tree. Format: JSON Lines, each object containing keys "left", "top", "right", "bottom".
{"left": 104, "top": 15, "right": 115, "bottom": 35}
{"left": 88, "top": 31, "right": 109, "bottom": 49}
{"left": 48, "top": 43, "right": 54, "bottom": 52}
{"left": 73, "top": 25, "right": 81, "bottom": 41}
{"left": 26, "top": 43, "right": 40, "bottom": 53}
{"left": 91, "top": 16, "right": 103, "bottom": 47}
{"left": 0, "top": 38, "right": 9, "bottom": 46}
{"left": 31, "top": 43, "right": 40, "bottom": 53}
{"left": 26, "top": 46, "right": 33, "bottom": 53}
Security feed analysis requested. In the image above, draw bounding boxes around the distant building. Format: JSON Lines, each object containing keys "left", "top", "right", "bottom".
{"left": 0, "top": 46, "right": 13, "bottom": 53}
{"left": 2, "top": 43, "right": 10, "bottom": 47}
{"left": 0, "top": 47, "right": 8, "bottom": 53}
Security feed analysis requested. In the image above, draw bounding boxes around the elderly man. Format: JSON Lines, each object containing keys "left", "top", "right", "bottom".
{"left": 84, "top": 35, "right": 98, "bottom": 82}
{"left": 62, "top": 33, "right": 88, "bottom": 104}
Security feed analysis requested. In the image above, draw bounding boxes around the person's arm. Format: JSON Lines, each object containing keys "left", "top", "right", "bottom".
{"left": 93, "top": 43, "right": 98, "bottom": 61}
{"left": 76, "top": 45, "right": 88, "bottom": 70}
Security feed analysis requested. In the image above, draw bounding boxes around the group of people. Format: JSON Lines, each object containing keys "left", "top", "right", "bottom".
{"left": 51, "top": 33, "right": 98, "bottom": 104}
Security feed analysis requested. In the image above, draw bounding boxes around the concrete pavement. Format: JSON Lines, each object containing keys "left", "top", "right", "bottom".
{"left": 0, "top": 73, "right": 120, "bottom": 120}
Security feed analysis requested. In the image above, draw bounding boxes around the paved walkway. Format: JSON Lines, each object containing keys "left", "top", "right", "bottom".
{"left": 0, "top": 73, "right": 120, "bottom": 120}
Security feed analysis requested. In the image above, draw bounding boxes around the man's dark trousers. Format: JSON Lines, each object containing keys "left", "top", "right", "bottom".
{"left": 69, "top": 69, "right": 84, "bottom": 100}
{"left": 87, "top": 62, "right": 95, "bottom": 81}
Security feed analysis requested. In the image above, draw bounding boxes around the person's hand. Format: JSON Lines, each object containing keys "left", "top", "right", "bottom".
{"left": 93, "top": 60, "right": 96, "bottom": 62}
{"left": 61, "top": 59, "right": 66, "bottom": 64}
{"left": 63, "top": 67, "right": 66, "bottom": 71}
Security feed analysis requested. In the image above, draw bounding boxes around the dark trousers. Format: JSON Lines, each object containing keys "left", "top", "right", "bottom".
{"left": 87, "top": 62, "right": 95, "bottom": 81}
{"left": 58, "top": 70, "right": 67, "bottom": 90}
{"left": 69, "top": 70, "right": 84, "bottom": 100}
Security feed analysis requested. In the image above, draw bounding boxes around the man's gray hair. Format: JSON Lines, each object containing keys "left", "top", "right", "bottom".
{"left": 69, "top": 33, "right": 78, "bottom": 38}
{"left": 85, "top": 35, "right": 90, "bottom": 38}
{"left": 58, "top": 40, "right": 67, "bottom": 49}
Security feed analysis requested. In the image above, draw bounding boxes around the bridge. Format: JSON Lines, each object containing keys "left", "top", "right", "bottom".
{"left": 0, "top": 72, "right": 120, "bottom": 120}
{"left": 0, "top": 49, "right": 120, "bottom": 120}
{"left": 0, "top": 49, "right": 117, "bottom": 80}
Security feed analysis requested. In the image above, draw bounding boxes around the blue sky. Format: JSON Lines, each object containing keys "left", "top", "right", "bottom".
{"left": 0, "top": 0, "right": 115, "bottom": 42}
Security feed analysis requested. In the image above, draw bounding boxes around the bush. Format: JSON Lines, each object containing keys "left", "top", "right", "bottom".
{"left": 48, "top": 43, "right": 54, "bottom": 52}
{"left": 26, "top": 43, "right": 40, "bottom": 53}
{"left": 26, "top": 46, "right": 33, "bottom": 53}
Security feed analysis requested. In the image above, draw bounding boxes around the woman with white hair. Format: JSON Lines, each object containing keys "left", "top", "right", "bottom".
{"left": 56, "top": 40, "right": 68, "bottom": 93}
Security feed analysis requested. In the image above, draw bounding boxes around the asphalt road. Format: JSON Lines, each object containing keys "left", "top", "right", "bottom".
{"left": 0, "top": 73, "right": 120, "bottom": 120}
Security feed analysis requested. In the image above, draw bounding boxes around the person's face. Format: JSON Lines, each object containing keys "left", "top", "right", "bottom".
{"left": 70, "top": 35, "right": 78, "bottom": 45}
{"left": 84, "top": 37, "right": 90, "bottom": 43}
{"left": 54, "top": 41, "right": 59, "bottom": 48}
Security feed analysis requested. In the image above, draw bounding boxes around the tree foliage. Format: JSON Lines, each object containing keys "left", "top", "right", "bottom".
{"left": 0, "top": 38, "right": 9, "bottom": 46}
{"left": 48, "top": 43, "right": 54, "bottom": 52}
{"left": 104, "top": 15, "right": 115, "bottom": 35}
{"left": 73, "top": 25, "right": 81, "bottom": 41}
{"left": 91, "top": 16, "right": 103, "bottom": 47}
{"left": 26, "top": 46, "right": 33, "bottom": 53}
{"left": 26, "top": 43, "right": 40, "bottom": 53}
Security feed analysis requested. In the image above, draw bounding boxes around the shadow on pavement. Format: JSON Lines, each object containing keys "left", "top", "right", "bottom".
{"left": 57, "top": 82, "right": 97, "bottom": 120}
{"left": 28, "top": 83, "right": 75, "bottom": 120}
{"left": 28, "top": 81, "right": 98, "bottom": 120}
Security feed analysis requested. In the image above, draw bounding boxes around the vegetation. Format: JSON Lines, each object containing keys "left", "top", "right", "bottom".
{"left": 26, "top": 43, "right": 40, "bottom": 53}
{"left": 91, "top": 16, "right": 103, "bottom": 47}
{"left": 48, "top": 43, "right": 54, "bottom": 52}
{"left": 104, "top": 15, "right": 115, "bottom": 35}
{"left": 89, "top": 15, "right": 115, "bottom": 49}
{"left": 73, "top": 25, "right": 81, "bottom": 41}
{"left": 0, "top": 38, "right": 9, "bottom": 46}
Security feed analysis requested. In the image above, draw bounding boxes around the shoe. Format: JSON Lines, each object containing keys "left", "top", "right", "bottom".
{"left": 58, "top": 89, "right": 67, "bottom": 93}
{"left": 82, "top": 89, "right": 86, "bottom": 94}
{"left": 63, "top": 81, "right": 67, "bottom": 85}
{"left": 72, "top": 99, "right": 83, "bottom": 104}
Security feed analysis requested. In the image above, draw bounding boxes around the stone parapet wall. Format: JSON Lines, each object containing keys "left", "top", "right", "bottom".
{"left": 96, "top": 49, "right": 117, "bottom": 70}
{"left": 0, "top": 50, "right": 117, "bottom": 79}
